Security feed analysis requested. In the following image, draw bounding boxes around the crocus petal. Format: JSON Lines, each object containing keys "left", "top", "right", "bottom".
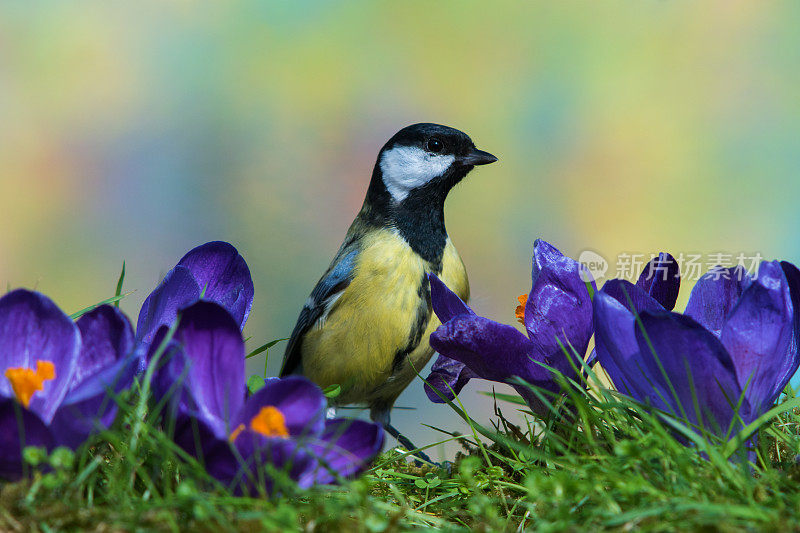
{"left": 431, "top": 315, "right": 545, "bottom": 384}
{"left": 593, "top": 290, "right": 653, "bottom": 401}
{"left": 311, "top": 418, "right": 385, "bottom": 484}
{"left": 780, "top": 260, "right": 800, "bottom": 382}
{"left": 595, "top": 279, "right": 682, "bottom": 403}
{"left": 425, "top": 273, "right": 477, "bottom": 403}
{"left": 73, "top": 305, "right": 135, "bottom": 388}
{"left": 685, "top": 266, "right": 751, "bottom": 337}
{"left": 524, "top": 240, "right": 595, "bottom": 363}
{"left": 49, "top": 355, "right": 138, "bottom": 449}
{"left": 136, "top": 266, "right": 201, "bottom": 346}
{"left": 430, "top": 314, "right": 569, "bottom": 417}
{"left": 235, "top": 376, "right": 326, "bottom": 439}
{"left": 0, "top": 398, "right": 54, "bottom": 480}
{"left": 634, "top": 311, "right": 746, "bottom": 432}
{"left": 636, "top": 253, "right": 681, "bottom": 311}
{"left": 424, "top": 354, "right": 478, "bottom": 403}
{"left": 169, "top": 412, "right": 225, "bottom": 466}
{"left": 150, "top": 329, "right": 194, "bottom": 418}
{"left": 602, "top": 279, "right": 666, "bottom": 315}
{"left": 0, "top": 290, "right": 79, "bottom": 423}
{"left": 428, "top": 273, "right": 475, "bottom": 323}
{"left": 530, "top": 239, "right": 564, "bottom": 279}
{"left": 781, "top": 261, "right": 800, "bottom": 336}
{"left": 176, "top": 241, "right": 255, "bottom": 329}
{"left": 223, "top": 433, "right": 318, "bottom": 494}
{"left": 161, "top": 301, "right": 246, "bottom": 438}
{"left": 721, "top": 261, "right": 796, "bottom": 413}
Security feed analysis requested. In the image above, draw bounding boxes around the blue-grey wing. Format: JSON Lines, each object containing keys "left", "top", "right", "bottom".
{"left": 280, "top": 248, "right": 358, "bottom": 376}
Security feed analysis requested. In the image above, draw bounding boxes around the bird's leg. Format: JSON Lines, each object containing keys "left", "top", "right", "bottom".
{"left": 384, "top": 423, "right": 436, "bottom": 466}
{"left": 371, "top": 404, "right": 437, "bottom": 466}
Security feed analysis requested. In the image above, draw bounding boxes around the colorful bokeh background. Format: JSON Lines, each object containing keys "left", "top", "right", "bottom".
{"left": 2, "top": 2, "right": 799, "bottom": 456}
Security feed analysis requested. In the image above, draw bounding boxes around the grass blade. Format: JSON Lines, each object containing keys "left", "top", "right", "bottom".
{"left": 114, "top": 261, "right": 126, "bottom": 308}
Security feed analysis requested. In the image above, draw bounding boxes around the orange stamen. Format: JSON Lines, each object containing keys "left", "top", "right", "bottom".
{"left": 229, "top": 405, "right": 290, "bottom": 442}
{"left": 249, "top": 406, "right": 290, "bottom": 438}
{"left": 5, "top": 360, "right": 56, "bottom": 408}
{"left": 515, "top": 294, "right": 528, "bottom": 325}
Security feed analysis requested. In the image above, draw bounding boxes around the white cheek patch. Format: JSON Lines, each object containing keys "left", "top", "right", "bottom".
{"left": 379, "top": 145, "right": 455, "bottom": 202}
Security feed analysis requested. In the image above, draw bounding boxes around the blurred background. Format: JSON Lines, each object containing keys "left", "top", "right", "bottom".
{"left": 1, "top": 2, "right": 799, "bottom": 457}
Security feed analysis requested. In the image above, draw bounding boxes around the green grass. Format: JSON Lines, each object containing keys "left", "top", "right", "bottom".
{"left": 4, "top": 364, "right": 800, "bottom": 532}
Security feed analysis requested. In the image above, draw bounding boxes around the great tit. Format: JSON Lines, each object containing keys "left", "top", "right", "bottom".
{"left": 280, "top": 123, "right": 497, "bottom": 451}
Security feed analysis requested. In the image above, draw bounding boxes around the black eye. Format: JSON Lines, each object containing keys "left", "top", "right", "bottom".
{"left": 426, "top": 138, "right": 443, "bottom": 153}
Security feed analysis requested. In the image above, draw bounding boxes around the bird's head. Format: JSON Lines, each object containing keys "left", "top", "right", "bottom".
{"left": 373, "top": 123, "right": 497, "bottom": 204}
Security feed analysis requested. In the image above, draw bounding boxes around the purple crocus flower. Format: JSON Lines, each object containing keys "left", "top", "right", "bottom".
{"left": 424, "top": 240, "right": 596, "bottom": 417}
{"left": 0, "top": 290, "right": 136, "bottom": 479}
{"left": 586, "top": 252, "right": 681, "bottom": 368}
{"left": 136, "top": 241, "right": 254, "bottom": 349}
{"left": 150, "top": 301, "right": 384, "bottom": 494}
{"left": 594, "top": 256, "right": 800, "bottom": 440}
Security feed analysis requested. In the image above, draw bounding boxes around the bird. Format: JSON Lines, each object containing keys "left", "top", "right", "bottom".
{"left": 280, "top": 123, "right": 497, "bottom": 457}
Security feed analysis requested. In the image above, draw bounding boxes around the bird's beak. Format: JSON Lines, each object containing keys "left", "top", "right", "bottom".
{"left": 461, "top": 148, "right": 498, "bottom": 166}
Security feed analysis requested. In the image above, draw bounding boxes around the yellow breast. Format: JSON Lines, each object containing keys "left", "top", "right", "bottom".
{"left": 300, "top": 228, "right": 468, "bottom": 404}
